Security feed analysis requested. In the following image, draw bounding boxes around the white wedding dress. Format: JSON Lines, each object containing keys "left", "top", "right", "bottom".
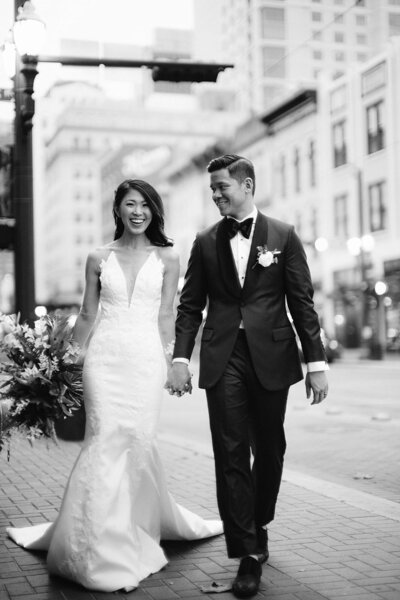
{"left": 7, "top": 249, "right": 222, "bottom": 591}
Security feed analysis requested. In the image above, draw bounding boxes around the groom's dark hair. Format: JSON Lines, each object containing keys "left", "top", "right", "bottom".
{"left": 207, "top": 154, "right": 256, "bottom": 195}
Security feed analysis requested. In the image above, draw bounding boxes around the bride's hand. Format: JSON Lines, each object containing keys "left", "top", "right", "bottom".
{"left": 165, "top": 364, "right": 192, "bottom": 396}
{"left": 75, "top": 352, "right": 85, "bottom": 366}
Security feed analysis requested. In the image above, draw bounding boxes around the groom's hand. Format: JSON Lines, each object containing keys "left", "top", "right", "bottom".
{"left": 165, "top": 363, "right": 192, "bottom": 397}
{"left": 306, "top": 371, "right": 328, "bottom": 405}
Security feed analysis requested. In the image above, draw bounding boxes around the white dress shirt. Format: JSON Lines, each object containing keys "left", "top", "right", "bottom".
{"left": 174, "top": 207, "right": 327, "bottom": 372}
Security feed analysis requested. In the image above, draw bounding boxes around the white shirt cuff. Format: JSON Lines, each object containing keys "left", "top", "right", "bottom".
{"left": 307, "top": 361, "right": 329, "bottom": 372}
{"left": 172, "top": 357, "right": 190, "bottom": 365}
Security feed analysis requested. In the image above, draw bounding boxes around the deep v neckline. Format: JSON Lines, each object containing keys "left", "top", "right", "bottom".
{"left": 111, "top": 249, "right": 155, "bottom": 307}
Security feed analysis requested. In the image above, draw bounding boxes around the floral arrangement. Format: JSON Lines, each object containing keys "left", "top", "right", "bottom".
{"left": 0, "top": 313, "right": 83, "bottom": 453}
{"left": 252, "top": 245, "right": 281, "bottom": 269}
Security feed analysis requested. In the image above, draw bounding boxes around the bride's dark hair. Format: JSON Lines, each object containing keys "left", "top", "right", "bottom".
{"left": 113, "top": 179, "right": 173, "bottom": 246}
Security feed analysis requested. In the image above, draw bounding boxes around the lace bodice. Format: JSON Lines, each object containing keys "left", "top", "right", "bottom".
{"left": 99, "top": 250, "right": 164, "bottom": 325}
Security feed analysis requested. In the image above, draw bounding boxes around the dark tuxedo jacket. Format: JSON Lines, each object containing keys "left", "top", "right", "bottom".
{"left": 174, "top": 211, "right": 326, "bottom": 390}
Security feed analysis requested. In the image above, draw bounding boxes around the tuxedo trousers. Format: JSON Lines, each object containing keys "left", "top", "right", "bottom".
{"left": 206, "top": 330, "right": 288, "bottom": 558}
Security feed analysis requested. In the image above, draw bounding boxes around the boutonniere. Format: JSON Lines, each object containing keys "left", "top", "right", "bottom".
{"left": 252, "top": 245, "right": 281, "bottom": 269}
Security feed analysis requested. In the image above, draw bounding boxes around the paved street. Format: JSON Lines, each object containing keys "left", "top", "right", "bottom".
{"left": 1, "top": 350, "right": 400, "bottom": 600}
{"left": 159, "top": 350, "right": 400, "bottom": 502}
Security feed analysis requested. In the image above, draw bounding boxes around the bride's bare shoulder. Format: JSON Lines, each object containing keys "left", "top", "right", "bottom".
{"left": 86, "top": 245, "right": 115, "bottom": 269}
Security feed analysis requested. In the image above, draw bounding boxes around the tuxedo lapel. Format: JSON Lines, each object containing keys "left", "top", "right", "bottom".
{"left": 216, "top": 219, "right": 241, "bottom": 298}
{"left": 242, "top": 213, "right": 269, "bottom": 296}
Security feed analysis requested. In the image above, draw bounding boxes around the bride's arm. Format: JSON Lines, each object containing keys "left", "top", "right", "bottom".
{"left": 72, "top": 251, "right": 101, "bottom": 351}
{"left": 158, "top": 247, "right": 180, "bottom": 367}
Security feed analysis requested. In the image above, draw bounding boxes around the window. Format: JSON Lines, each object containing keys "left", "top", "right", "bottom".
{"left": 335, "top": 51, "right": 345, "bottom": 61}
{"left": 309, "top": 140, "right": 316, "bottom": 187}
{"left": 313, "top": 50, "right": 322, "bottom": 60}
{"left": 369, "top": 182, "right": 386, "bottom": 232}
{"left": 332, "top": 121, "right": 347, "bottom": 167}
{"left": 367, "top": 101, "right": 385, "bottom": 153}
{"left": 312, "top": 30, "right": 322, "bottom": 40}
{"left": 333, "top": 70, "right": 344, "bottom": 80}
{"left": 356, "top": 33, "right": 367, "bottom": 44}
{"left": 362, "top": 62, "right": 386, "bottom": 95}
{"left": 389, "top": 13, "right": 400, "bottom": 36}
{"left": 333, "top": 194, "right": 348, "bottom": 238}
{"left": 356, "top": 15, "right": 366, "bottom": 25}
{"left": 357, "top": 53, "right": 367, "bottom": 62}
{"left": 262, "top": 46, "right": 286, "bottom": 78}
{"left": 334, "top": 31, "right": 344, "bottom": 43}
{"left": 334, "top": 13, "right": 344, "bottom": 24}
{"left": 293, "top": 147, "right": 301, "bottom": 193}
{"left": 330, "top": 85, "right": 347, "bottom": 112}
{"left": 312, "top": 12, "right": 322, "bottom": 22}
{"left": 260, "top": 7, "right": 285, "bottom": 39}
{"left": 263, "top": 85, "right": 282, "bottom": 107}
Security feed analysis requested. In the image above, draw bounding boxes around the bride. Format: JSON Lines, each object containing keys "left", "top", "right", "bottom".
{"left": 7, "top": 179, "right": 222, "bottom": 592}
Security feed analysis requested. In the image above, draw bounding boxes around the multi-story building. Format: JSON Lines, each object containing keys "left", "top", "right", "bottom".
{"left": 151, "top": 40, "right": 400, "bottom": 355}
{"left": 35, "top": 79, "right": 241, "bottom": 307}
{"left": 193, "top": 0, "right": 400, "bottom": 114}
{"left": 318, "top": 37, "right": 400, "bottom": 354}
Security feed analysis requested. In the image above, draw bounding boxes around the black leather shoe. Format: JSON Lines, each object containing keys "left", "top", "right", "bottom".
{"left": 257, "top": 526, "right": 269, "bottom": 564}
{"left": 232, "top": 556, "right": 262, "bottom": 598}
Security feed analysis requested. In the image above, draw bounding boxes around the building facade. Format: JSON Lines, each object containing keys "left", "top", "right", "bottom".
{"left": 35, "top": 80, "right": 241, "bottom": 306}
{"left": 318, "top": 38, "right": 400, "bottom": 354}
{"left": 194, "top": 0, "right": 400, "bottom": 114}
{"left": 152, "top": 40, "right": 400, "bottom": 355}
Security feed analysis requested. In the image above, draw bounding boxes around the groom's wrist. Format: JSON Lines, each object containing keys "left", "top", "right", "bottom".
{"left": 172, "top": 357, "right": 190, "bottom": 365}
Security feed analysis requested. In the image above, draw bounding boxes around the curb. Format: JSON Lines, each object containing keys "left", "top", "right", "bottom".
{"left": 159, "top": 433, "right": 400, "bottom": 522}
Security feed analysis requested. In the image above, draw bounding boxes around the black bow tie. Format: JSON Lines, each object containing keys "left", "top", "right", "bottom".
{"left": 226, "top": 217, "right": 253, "bottom": 240}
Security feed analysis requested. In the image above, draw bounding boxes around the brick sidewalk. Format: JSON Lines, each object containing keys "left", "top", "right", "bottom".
{"left": 1, "top": 436, "right": 400, "bottom": 600}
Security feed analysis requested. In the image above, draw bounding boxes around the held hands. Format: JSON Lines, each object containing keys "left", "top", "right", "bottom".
{"left": 305, "top": 371, "right": 328, "bottom": 405}
{"left": 165, "top": 363, "right": 193, "bottom": 397}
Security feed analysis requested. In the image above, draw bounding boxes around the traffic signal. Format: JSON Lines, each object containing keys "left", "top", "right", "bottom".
{"left": 152, "top": 62, "right": 226, "bottom": 83}
{"left": 0, "top": 145, "right": 14, "bottom": 250}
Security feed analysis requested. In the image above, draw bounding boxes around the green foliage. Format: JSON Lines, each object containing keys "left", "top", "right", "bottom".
{"left": 0, "top": 313, "right": 83, "bottom": 452}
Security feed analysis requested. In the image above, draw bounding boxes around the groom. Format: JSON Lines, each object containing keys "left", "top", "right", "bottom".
{"left": 168, "top": 154, "right": 328, "bottom": 598}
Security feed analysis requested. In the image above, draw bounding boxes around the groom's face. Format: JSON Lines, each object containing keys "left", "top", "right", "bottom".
{"left": 210, "top": 168, "right": 254, "bottom": 220}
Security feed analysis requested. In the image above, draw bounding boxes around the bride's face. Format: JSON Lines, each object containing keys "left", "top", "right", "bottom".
{"left": 117, "top": 189, "right": 153, "bottom": 235}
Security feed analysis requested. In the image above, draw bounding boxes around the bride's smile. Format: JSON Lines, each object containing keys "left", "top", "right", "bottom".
{"left": 117, "top": 189, "right": 153, "bottom": 236}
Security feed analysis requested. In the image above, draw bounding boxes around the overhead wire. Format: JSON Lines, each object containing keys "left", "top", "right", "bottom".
{"left": 262, "top": 0, "right": 368, "bottom": 78}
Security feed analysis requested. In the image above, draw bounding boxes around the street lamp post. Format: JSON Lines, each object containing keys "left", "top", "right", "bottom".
{"left": 2, "top": 1, "right": 233, "bottom": 324}
{"left": 12, "top": 0, "right": 44, "bottom": 324}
